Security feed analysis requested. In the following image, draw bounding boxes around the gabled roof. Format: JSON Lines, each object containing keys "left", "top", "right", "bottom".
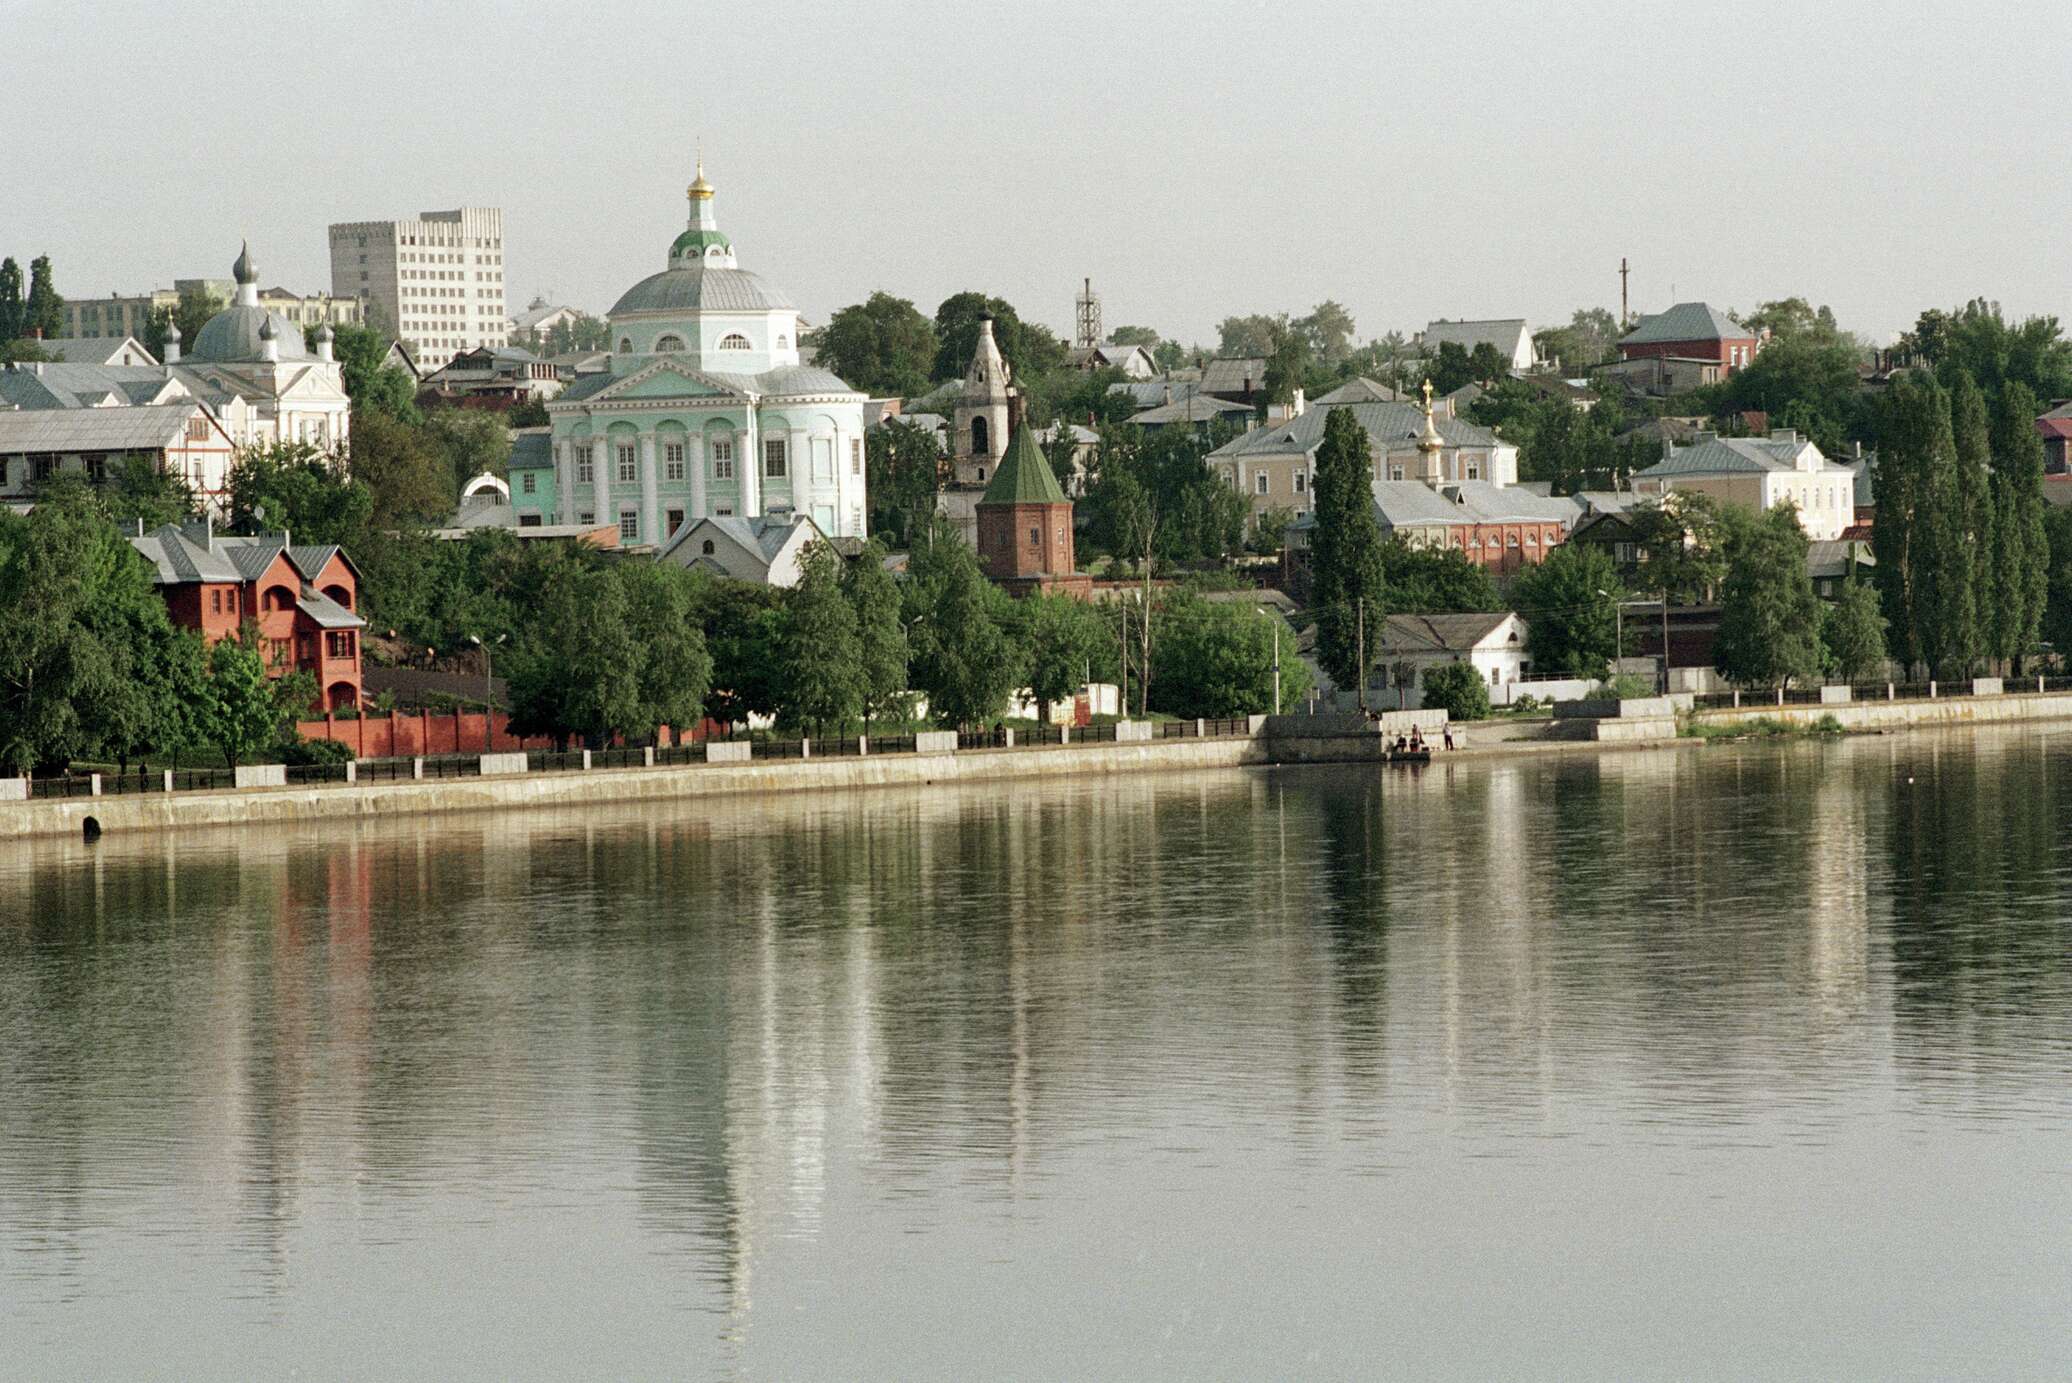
{"left": 37, "top": 336, "right": 159, "bottom": 367}
{"left": 656, "top": 509, "right": 827, "bottom": 577}
{"left": 1806, "top": 540, "right": 1875, "bottom": 581}
{"left": 0, "top": 401, "right": 216, "bottom": 452}
{"left": 981, "top": 424, "right": 1068, "bottom": 505}
{"left": 296, "top": 587, "right": 363, "bottom": 629}
{"left": 0, "top": 361, "right": 185, "bottom": 409}
{"left": 129, "top": 524, "right": 243, "bottom": 583}
{"left": 1200, "top": 356, "right": 1268, "bottom": 393}
{"left": 1208, "top": 399, "right": 1501, "bottom": 460}
{"left": 1378, "top": 612, "right": 1518, "bottom": 655}
{"left": 1311, "top": 376, "right": 1407, "bottom": 405}
{"left": 507, "top": 430, "right": 553, "bottom": 470}
{"left": 1129, "top": 393, "right": 1253, "bottom": 425}
{"left": 511, "top": 302, "right": 579, "bottom": 333}
{"left": 1421, "top": 318, "right": 1530, "bottom": 358}
{"left": 1619, "top": 302, "right": 1750, "bottom": 345}
{"left": 553, "top": 359, "right": 858, "bottom": 405}
{"left": 1109, "top": 378, "right": 1199, "bottom": 409}
{"left": 1635, "top": 432, "right": 1853, "bottom": 480}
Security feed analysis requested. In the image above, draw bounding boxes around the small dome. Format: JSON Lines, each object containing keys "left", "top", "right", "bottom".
{"left": 317, "top": 321, "right": 335, "bottom": 341}
{"left": 233, "top": 240, "right": 256, "bottom": 285}
{"left": 688, "top": 162, "right": 714, "bottom": 200}
{"left": 259, "top": 317, "right": 277, "bottom": 341}
{"left": 166, "top": 319, "right": 182, "bottom": 341}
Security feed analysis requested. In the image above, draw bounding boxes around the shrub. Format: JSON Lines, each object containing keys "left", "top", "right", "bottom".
{"left": 282, "top": 736, "right": 355, "bottom": 766}
{"left": 1421, "top": 661, "right": 1492, "bottom": 721}
{"left": 1590, "top": 673, "right": 1654, "bottom": 700}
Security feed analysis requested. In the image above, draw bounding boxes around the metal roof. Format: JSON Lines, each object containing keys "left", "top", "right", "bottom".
{"left": 607, "top": 265, "right": 797, "bottom": 315}
{"left": 1635, "top": 433, "right": 1853, "bottom": 479}
{"left": 1619, "top": 302, "right": 1750, "bottom": 345}
{"left": 981, "top": 425, "right": 1068, "bottom": 505}
{"left": 553, "top": 360, "right": 858, "bottom": 404}
{"left": 190, "top": 303, "right": 314, "bottom": 363}
{"left": 1207, "top": 400, "right": 1501, "bottom": 460}
{"left": 1378, "top": 612, "right": 1518, "bottom": 654}
{"left": 1311, "top": 376, "right": 1407, "bottom": 405}
{"left": 37, "top": 337, "right": 159, "bottom": 367}
{"left": 507, "top": 431, "right": 553, "bottom": 469}
{"left": 0, "top": 403, "right": 207, "bottom": 452}
{"left": 1129, "top": 393, "right": 1253, "bottom": 425}
{"left": 1200, "top": 357, "right": 1268, "bottom": 393}
{"left": 1421, "top": 318, "right": 1530, "bottom": 356}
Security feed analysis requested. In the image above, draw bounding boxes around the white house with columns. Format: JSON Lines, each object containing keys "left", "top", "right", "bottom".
{"left": 526, "top": 166, "right": 868, "bottom": 547}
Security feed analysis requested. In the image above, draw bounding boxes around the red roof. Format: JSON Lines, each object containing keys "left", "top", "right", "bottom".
{"left": 2035, "top": 417, "right": 2072, "bottom": 441}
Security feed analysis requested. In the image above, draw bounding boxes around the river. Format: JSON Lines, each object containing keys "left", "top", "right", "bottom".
{"left": 2, "top": 730, "right": 2069, "bottom": 1379}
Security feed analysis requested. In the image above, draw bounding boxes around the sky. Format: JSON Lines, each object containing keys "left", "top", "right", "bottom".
{"left": 10, "top": 0, "right": 2072, "bottom": 350}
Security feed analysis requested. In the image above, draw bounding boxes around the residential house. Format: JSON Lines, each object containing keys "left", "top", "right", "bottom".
{"left": 1311, "top": 376, "right": 1408, "bottom": 405}
{"left": 1282, "top": 483, "right": 1576, "bottom": 594}
{"left": 1615, "top": 302, "right": 1760, "bottom": 375}
{"left": 2037, "top": 400, "right": 2072, "bottom": 474}
{"left": 506, "top": 428, "right": 556, "bottom": 526}
{"left": 420, "top": 345, "right": 564, "bottom": 408}
{"left": 1807, "top": 540, "right": 1875, "bottom": 600}
{"left": 510, "top": 299, "right": 584, "bottom": 342}
{"left": 1376, "top": 612, "right": 1532, "bottom": 708}
{"left": 655, "top": 509, "right": 829, "bottom": 586}
{"left": 1065, "top": 342, "right": 1157, "bottom": 379}
{"left": 1630, "top": 429, "right": 1857, "bottom": 541}
{"left": 1200, "top": 356, "right": 1269, "bottom": 405}
{"left": 1420, "top": 318, "right": 1535, "bottom": 372}
{"left": 0, "top": 394, "right": 237, "bottom": 514}
{"left": 1129, "top": 391, "right": 1255, "bottom": 435}
{"left": 127, "top": 521, "right": 366, "bottom": 711}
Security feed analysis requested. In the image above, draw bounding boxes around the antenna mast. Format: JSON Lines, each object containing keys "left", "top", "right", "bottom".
{"left": 1619, "top": 257, "right": 1630, "bottom": 327}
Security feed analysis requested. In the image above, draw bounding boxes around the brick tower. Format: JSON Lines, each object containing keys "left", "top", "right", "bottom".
{"left": 976, "top": 408, "right": 1090, "bottom": 599}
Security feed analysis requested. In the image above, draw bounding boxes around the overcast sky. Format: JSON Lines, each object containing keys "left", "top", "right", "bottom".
{"left": 10, "top": 0, "right": 2069, "bottom": 348}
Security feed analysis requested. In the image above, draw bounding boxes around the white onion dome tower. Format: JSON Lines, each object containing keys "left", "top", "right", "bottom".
{"left": 189, "top": 241, "right": 312, "bottom": 363}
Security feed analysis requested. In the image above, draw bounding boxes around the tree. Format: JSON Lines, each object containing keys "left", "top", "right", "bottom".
{"left": 1428, "top": 341, "right": 1476, "bottom": 395}
{"left": 1949, "top": 371, "right": 1994, "bottom": 672}
{"left": 1716, "top": 332, "right": 1865, "bottom": 452}
{"left": 1307, "top": 409, "right": 1386, "bottom": 702}
{"left": 818, "top": 292, "right": 938, "bottom": 396}
{"left": 843, "top": 539, "right": 909, "bottom": 731}
{"left": 865, "top": 417, "right": 945, "bottom": 547}
{"left": 1259, "top": 328, "right": 1312, "bottom": 408}
{"left": 347, "top": 412, "right": 457, "bottom": 527}
{"left": 1017, "top": 592, "right": 1105, "bottom": 724}
{"left": 1510, "top": 543, "right": 1620, "bottom": 679}
{"left": 0, "top": 257, "right": 21, "bottom": 345}
{"left": 422, "top": 406, "right": 512, "bottom": 495}
{"left": 1623, "top": 492, "right": 1739, "bottom": 604}
{"left": 1871, "top": 371, "right": 1944, "bottom": 672}
{"left": 105, "top": 454, "right": 198, "bottom": 530}
{"left": 328, "top": 322, "right": 421, "bottom": 422}
{"left": 144, "top": 286, "right": 226, "bottom": 361}
{"left": 1909, "top": 298, "right": 2072, "bottom": 405}
{"left": 1906, "top": 378, "right": 1975, "bottom": 676}
{"left": 1822, "top": 578, "right": 1888, "bottom": 682}
{"left": 1467, "top": 341, "right": 1509, "bottom": 386}
{"left": 1990, "top": 381, "right": 2049, "bottom": 668}
{"left": 1215, "top": 313, "right": 1287, "bottom": 358}
{"left": 24, "top": 255, "right": 61, "bottom": 342}
{"left": 930, "top": 292, "right": 1065, "bottom": 384}
{"left": 1107, "top": 324, "right": 1163, "bottom": 349}
{"left": 1713, "top": 504, "right": 1824, "bottom": 687}
{"left": 1533, "top": 308, "right": 1620, "bottom": 370}
{"left": 1377, "top": 538, "right": 1501, "bottom": 614}
{"left": 199, "top": 628, "right": 302, "bottom": 766}
{"left": 1295, "top": 300, "right": 1357, "bottom": 365}
{"left": 1419, "top": 661, "right": 1491, "bottom": 721}
{"left": 692, "top": 577, "right": 785, "bottom": 727}
{"left": 1149, "top": 592, "right": 1308, "bottom": 717}
{"left": 904, "top": 519, "right": 1021, "bottom": 727}
{"left": 505, "top": 559, "right": 642, "bottom": 747}
{"left": 228, "top": 441, "right": 375, "bottom": 546}
{"left": 617, "top": 562, "right": 711, "bottom": 739}
{"left": 508, "top": 396, "right": 550, "bottom": 428}
{"left": 777, "top": 542, "right": 864, "bottom": 734}
{"left": 2042, "top": 506, "right": 2072, "bottom": 664}
{"left": 1744, "top": 297, "right": 1843, "bottom": 345}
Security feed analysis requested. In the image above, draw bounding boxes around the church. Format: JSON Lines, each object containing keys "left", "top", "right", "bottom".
{"left": 167, "top": 242, "right": 353, "bottom": 452}
{"left": 524, "top": 167, "right": 869, "bottom": 547}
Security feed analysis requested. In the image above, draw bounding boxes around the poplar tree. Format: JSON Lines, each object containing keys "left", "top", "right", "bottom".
{"left": 842, "top": 538, "right": 909, "bottom": 731}
{"left": 0, "top": 258, "right": 21, "bottom": 344}
{"left": 1307, "top": 408, "right": 1386, "bottom": 702}
{"left": 1714, "top": 504, "right": 1824, "bottom": 687}
{"left": 1871, "top": 372, "right": 1943, "bottom": 673}
{"left": 1991, "top": 381, "right": 2049, "bottom": 668}
{"left": 1916, "top": 379, "right": 1975, "bottom": 677}
{"left": 24, "top": 255, "right": 61, "bottom": 341}
{"left": 778, "top": 541, "right": 863, "bottom": 736}
{"left": 1949, "top": 372, "right": 1997, "bottom": 668}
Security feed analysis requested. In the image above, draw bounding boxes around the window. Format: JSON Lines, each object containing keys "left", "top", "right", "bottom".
{"left": 521, "top": 472, "right": 536, "bottom": 495}
{"left": 655, "top": 334, "right": 686, "bottom": 353}
{"left": 210, "top": 589, "right": 223, "bottom": 615}
{"left": 326, "top": 631, "right": 355, "bottom": 659}
{"left": 715, "top": 506, "right": 733, "bottom": 517}
{"left": 813, "top": 436, "right": 834, "bottom": 482}
{"left": 1465, "top": 461, "right": 1481, "bottom": 480}
{"left": 702, "top": 540, "right": 716, "bottom": 555}
{"left": 268, "top": 638, "right": 291, "bottom": 666}
{"left": 263, "top": 586, "right": 294, "bottom": 612}
{"left": 85, "top": 454, "right": 108, "bottom": 484}
{"left": 617, "top": 444, "right": 637, "bottom": 482}
{"left": 712, "top": 439, "right": 734, "bottom": 478}
{"left": 1506, "top": 532, "right": 1520, "bottom": 547}
{"left": 666, "top": 508, "right": 684, "bottom": 535}
{"left": 851, "top": 438, "right": 863, "bottom": 475}
{"left": 1028, "top": 527, "right": 1040, "bottom": 547}
{"left": 764, "top": 438, "right": 787, "bottom": 477}
{"left": 1254, "top": 473, "right": 1269, "bottom": 496}
{"left": 578, "top": 511, "right": 594, "bottom": 525}
{"left": 518, "top": 514, "right": 542, "bottom": 529}
{"left": 1525, "top": 530, "right": 1538, "bottom": 544}
{"left": 619, "top": 512, "right": 639, "bottom": 542}
{"left": 719, "top": 333, "right": 751, "bottom": 351}
{"left": 777, "top": 335, "right": 790, "bottom": 350}
{"left": 1389, "top": 465, "right": 1405, "bottom": 481}
{"left": 617, "top": 338, "right": 632, "bottom": 354}
{"left": 576, "top": 447, "right": 594, "bottom": 483}
{"left": 1293, "top": 473, "right": 1306, "bottom": 494}
{"left": 664, "top": 443, "right": 685, "bottom": 481}
{"left": 970, "top": 415, "right": 990, "bottom": 456}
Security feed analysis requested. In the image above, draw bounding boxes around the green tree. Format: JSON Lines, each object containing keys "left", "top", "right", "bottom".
{"left": 777, "top": 542, "right": 864, "bottom": 734}
{"left": 1017, "top": 592, "right": 1105, "bottom": 724}
{"left": 2041, "top": 505, "right": 2072, "bottom": 663}
{"left": 105, "top": 454, "right": 198, "bottom": 530}
{"left": 507, "top": 396, "right": 550, "bottom": 428}
{"left": 1259, "top": 328, "right": 1312, "bottom": 408}
{"left": 421, "top": 406, "right": 512, "bottom": 495}
{"left": 506, "top": 559, "right": 642, "bottom": 747}
{"left": 1428, "top": 342, "right": 1475, "bottom": 395}
{"left": 692, "top": 577, "right": 786, "bottom": 727}
{"left": 1948, "top": 371, "right": 1994, "bottom": 671}
{"left": 1713, "top": 504, "right": 1824, "bottom": 687}
{"left": 200, "top": 629, "right": 292, "bottom": 767}
{"left": 1716, "top": 333, "right": 1865, "bottom": 452}
{"left": 904, "top": 519, "right": 1022, "bottom": 727}
{"left": 1419, "top": 661, "right": 1491, "bottom": 721}
{"left": 1149, "top": 593, "right": 1308, "bottom": 717}
{"left": 1743, "top": 297, "right": 1844, "bottom": 344}
{"left": 1909, "top": 298, "right": 2072, "bottom": 405}
{"left": 328, "top": 322, "right": 421, "bottom": 422}
{"left": 1822, "top": 578, "right": 1888, "bottom": 682}
{"left": 1510, "top": 542, "right": 1620, "bottom": 679}
{"left": 818, "top": 291, "right": 938, "bottom": 396}
{"left": 1377, "top": 538, "right": 1501, "bottom": 613}
{"left": 228, "top": 441, "right": 375, "bottom": 545}
{"left": 1107, "top": 324, "right": 1163, "bottom": 350}
{"left": 1215, "top": 313, "right": 1288, "bottom": 358}
{"left": 1307, "top": 409, "right": 1386, "bottom": 701}
{"left": 1295, "top": 300, "right": 1357, "bottom": 365}
{"left": 1467, "top": 341, "right": 1509, "bottom": 385}
{"left": 144, "top": 286, "right": 225, "bottom": 361}
{"left": 25, "top": 255, "right": 61, "bottom": 341}
{"left": 843, "top": 539, "right": 909, "bottom": 731}
{"left": 930, "top": 293, "right": 1065, "bottom": 384}
{"left": 865, "top": 418, "right": 944, "bottom": 546}
{"left": 1622, "top": 492, "right": 1740, "bottom": 605}
{"left": 1990, "top": 381, "right": 2049, "bottom": 667}
{"left": 617, "top": 562, "right": 711, "bottom": 739}
{"left": 0, "top": 257, "right": 21, "bottom": 344}
{"left": 1870, "top": 371, "right": 1944, "bottom": 672}
{"left": 347, "top": 411, "right": 457, "bottom": 527}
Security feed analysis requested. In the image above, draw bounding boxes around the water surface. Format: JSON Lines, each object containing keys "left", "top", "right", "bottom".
{"left": 3, "top": 731, "right": 2069, "bottom": 1379}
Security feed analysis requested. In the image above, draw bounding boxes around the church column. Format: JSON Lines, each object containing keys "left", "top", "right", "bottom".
{"left": 638, "top": 427, "right": 660, "bottom": 545}
{"left": 789, "top": 426, "right": 808, "bottom": 516}
{"left": 689, "top": 433, "right": 708, "bottom": 518}
{"left": 594, "top": 432, "right": 612, "bottom": 527}
{"left": 553, "top": 439, "right": 571, "bottom": 522}
{"left": 741, "top": 409, "right": 761, "bottom": 515}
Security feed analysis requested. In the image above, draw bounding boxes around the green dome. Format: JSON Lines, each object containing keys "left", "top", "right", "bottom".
{"left": 670, "top": 227, "right": 732, "bottom": 260}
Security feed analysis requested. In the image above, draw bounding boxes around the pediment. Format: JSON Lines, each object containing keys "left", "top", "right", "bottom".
{"left": 595, "top": 361, "right": 741, "bottom": 402}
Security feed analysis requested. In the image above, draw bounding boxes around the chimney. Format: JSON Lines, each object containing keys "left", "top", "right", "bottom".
{"left": 1162, "top": 383, "right": 1172, "bottom": 406}
{"left": 1292, "top": 388, "right": 1306, "bottom": 417}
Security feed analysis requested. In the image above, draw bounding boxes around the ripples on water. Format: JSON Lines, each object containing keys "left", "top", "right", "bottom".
{"left": 2, "top": 730, "right": 2070, "bottom": 1379}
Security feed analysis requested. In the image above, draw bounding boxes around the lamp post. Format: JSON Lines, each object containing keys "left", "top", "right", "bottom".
{"left": 468, "top": 633, "right": 506, "bottom": 750}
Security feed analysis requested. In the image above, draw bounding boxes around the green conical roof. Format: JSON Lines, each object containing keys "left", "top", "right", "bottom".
{"left": 982, "top": 424, "right": 1069, "bottom": 505}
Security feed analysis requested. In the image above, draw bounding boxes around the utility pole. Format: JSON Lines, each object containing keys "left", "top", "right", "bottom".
{"left": 1355, "top": 596, "right": 1367, "bottom": 713}
{"left": 1272, "top": 618, "right": 1282, "bottom": 715}
{"left": 1119, "top": 598, "right": 1128, "bottom": 715}
{"left": 1619, "top": 257, "right": 1630, "bottom": 328}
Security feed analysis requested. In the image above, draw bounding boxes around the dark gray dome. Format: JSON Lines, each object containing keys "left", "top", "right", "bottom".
{"left": 189, "top": 304, "right": 312, "bottom": 363}
{"left": 609, "top": 264, "right": 797, "bottom": 316}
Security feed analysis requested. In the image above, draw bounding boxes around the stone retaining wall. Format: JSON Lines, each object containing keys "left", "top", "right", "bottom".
{"left": 1693, "top": 691, "right": 2072, "bottom": 734}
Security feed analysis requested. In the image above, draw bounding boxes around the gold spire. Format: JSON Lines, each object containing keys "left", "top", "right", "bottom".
{"left": 1420, "top": 377, "right": 1434, "bottom": 414}
{"left": 688, "top": 155, "right": 714, "bottom": 201}
{"left": 1418, "top": 378, "right": 1444, "bottom": 452}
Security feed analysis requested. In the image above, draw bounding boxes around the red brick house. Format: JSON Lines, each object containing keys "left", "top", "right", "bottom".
{"left": 976, "top": 422, "right": 1091, "bottom": 598}
{"left": 129, "top": 520, "right": 366, "bottom": 711}
{"left": 2036, "top": 400, "right": 2072, "bottom": 474}
{"left": 1616, "top": 302, "right": 1761, "bottom": 375}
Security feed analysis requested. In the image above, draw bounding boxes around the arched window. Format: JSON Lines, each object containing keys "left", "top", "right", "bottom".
{"left": 263, "top": 586, "right": 294, "bottom": 612}
{"left": 654, "top": 334, "right": 686, "bottom": 353}
{"left": 617, "top": 338, "right": 632, "bottom": 354}
{"left": 322, "top": 583, "right": 352, "bottom": 610}
{"left": 970, "top": 415, "right": 990, "bottom": 456}
{"left": 777, "top": 335, "right": 790, "bottom": 351}
{"left": 701, "top": 539, "right": 716, "bottom": 556}
{"left": 718, "top": 333, "right": 751, "bottom": 351}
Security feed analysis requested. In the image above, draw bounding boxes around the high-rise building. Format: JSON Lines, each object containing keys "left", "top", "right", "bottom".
{"left": 326, "top": 207, "right": 506, "bottom": 370}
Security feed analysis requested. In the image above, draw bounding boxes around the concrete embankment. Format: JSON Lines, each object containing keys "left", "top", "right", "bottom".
{"left": 1691, "top": 690, "right": 2072, "bottom": 734}
{"left": 0, "top": 738, "right": 1275, "bottom": 842}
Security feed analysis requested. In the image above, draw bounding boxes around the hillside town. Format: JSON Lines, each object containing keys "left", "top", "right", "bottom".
{"left": 4, "top": 166, "right": 2069, "bottom": 777}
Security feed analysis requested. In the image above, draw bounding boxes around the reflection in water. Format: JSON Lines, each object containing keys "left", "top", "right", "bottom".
{"left": 2, "top": 730, "right": 2070, "bottom": 1378}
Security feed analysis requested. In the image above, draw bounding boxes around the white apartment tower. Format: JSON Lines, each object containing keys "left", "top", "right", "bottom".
{"left": 327, "top": 207, "right": 506, "bottom": 370}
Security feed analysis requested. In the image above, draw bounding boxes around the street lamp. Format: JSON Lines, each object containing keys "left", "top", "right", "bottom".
{"left": 468, "top": 633, "right": 507, "bottom": 750}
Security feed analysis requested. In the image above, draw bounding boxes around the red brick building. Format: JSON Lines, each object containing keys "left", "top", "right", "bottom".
{"left": 129, "top": 521, "right": 366, "bottom": 710}
{"left": 1616, "top": 301, "right": 1761, "bottom": 374}
{"left": 976, "top": 423, "right": 1091, "bottom": 598}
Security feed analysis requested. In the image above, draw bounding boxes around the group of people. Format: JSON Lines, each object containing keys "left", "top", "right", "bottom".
{"left": 1391, "top": 726, "right": 1457, "bottom": 754}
